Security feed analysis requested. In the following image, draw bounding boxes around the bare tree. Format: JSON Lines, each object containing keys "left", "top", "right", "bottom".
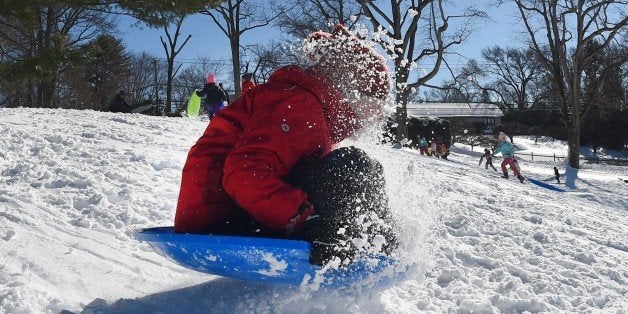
{"left": 422, "top": 59, "right": 482, "bottom": 104}
{"left": 480, "top": 46, "right": 546, "bottom": 110}
{"left": 241, "top": 41, "right": 292, "bottom": 83}
{"left": 125, "top": 52, "right": 160, "bottom": 105}
{"left": 359, "top": 0, "right": 487, "bottom": 141}
{"left": 161, "top": 15, "right": 192, "bottom": 115}
{"left": 508, "top": 0, "right": 628, "bottom": 168}
{"left": 201, "top": 0, "right": 281, "bottom": 96}
{"left": 277, "top": 0, "right": 363, "bottom": 38}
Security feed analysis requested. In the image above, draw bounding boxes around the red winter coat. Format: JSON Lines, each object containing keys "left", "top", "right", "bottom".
{"left": 174, "top": 65, "right": 358, "bottom": 234}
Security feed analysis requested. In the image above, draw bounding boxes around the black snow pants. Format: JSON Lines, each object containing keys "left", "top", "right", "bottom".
{"left": 205, "top": 146, "right": 398, "bottom": 266}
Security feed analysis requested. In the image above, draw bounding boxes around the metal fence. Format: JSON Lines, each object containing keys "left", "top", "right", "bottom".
{"left": 515, "top": 152, "right": 628, "bottom": 166}
{"left": 515, "top": 152, "right": 566, "bottom": 162}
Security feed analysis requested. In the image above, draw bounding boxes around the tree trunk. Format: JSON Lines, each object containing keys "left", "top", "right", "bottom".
{"left": 567, "top": 123, "right": 581, "bottom": 168}
{"left": 394, "top": 59, "right": 411, "bottom": 142}
{"left": 395, "top": 90, "right": 409, "bottom": 141}
{"left": 38, "top": 79, "right": 56, "bottom": 108}
{"left": 166, "top": 60, "right": 174, "bottom": 115}
{"left": 231, "top": 39, "right": 240, "bottom": 97}
{"left": 27, "top": 80, "right": 34, "bottom": 108}
{"left": 565, "top": 67, "right": 583, "bottom": 168}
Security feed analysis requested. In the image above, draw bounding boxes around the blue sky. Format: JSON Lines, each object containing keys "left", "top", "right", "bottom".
{"left": 118, "top": 2, "right": 522, "bottom": 86}
{"left": 119, "top": 14, "right": 274, "bottom": 63}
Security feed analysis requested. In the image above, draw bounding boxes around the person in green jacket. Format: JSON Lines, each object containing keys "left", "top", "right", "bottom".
{"left": 418, "top": 135, "right": 429, "bottom": 155}
{"left": 493, "top": 132, "right": 525, "bottom": 183}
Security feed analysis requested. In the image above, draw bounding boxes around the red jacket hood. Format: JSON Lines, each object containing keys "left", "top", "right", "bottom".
{"left": 268, "top": 65, "right": 358, "bottom": 143}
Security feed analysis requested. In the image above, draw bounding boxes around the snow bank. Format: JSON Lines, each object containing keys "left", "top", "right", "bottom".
{"left": 0, "top": 108, "right": 626, "bottom": 313}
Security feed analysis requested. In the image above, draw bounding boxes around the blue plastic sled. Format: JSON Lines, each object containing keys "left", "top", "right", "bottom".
{"left": 137, "top": 227, "right": 393, "bottom": 286}
{"left": 527, "top": 178, "right": 566, "bottom": 192}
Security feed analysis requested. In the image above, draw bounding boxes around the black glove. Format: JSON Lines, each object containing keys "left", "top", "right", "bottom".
{"left": 286, "top": 146, "right": 398, "bottom": 266}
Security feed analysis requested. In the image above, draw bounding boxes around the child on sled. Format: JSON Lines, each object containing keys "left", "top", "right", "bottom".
{"left": 174, "top": 25, "right": 397, "bottom": 266}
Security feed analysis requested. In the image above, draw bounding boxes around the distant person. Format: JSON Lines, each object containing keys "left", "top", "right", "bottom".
{"left": 438, "top": 143, "right": 449, "bottom": 159}
{"left": 196, "top": 73, "right": 228, "bottom": 118}
{"left": 418, "top": 136, "right": 429, "bottom": 155}
{"left": 108, "top": 90, "right": 132, "bottom": 113}
{"left": 241, "top": 73, "right": 256, "bottom": 95}
{"left": 430, "top": 138, "right": 439, "bottom": 158}
{"left": 554, "top": 166, "right": 560, "bottom": 184}
{"left": 479, "top": 148, "right": 497, "bottom": 171}
{"left": 493, "top": 132, "right": 525, "bottom": 183}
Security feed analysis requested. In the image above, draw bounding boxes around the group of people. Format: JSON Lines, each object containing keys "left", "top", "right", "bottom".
{"left": 480, "top": 132, "right": 566, "bottom": 184}
{"left": 107, "top": 72, "right": 258, "bottom": 117}
{"left": 418, "top": 136, "right": 448, "bottom": 159}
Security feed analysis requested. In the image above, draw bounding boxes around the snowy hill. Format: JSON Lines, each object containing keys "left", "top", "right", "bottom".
{"left": 1, "top": 108, "right": 626, "bottom": 313}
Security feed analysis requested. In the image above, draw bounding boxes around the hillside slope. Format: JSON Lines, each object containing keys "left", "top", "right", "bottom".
{"left": 0, "top": 108, "right": 626, "bottom": 313}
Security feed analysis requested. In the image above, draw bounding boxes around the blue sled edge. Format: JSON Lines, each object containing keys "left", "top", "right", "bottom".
{"left": 137, "top": 227, "right": 394, "bottom": 286}
{"left": 527, "top": 178, "right": 566, "bottom": 192}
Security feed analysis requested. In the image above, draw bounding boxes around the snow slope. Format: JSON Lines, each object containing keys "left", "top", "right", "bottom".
{"left": 0, "top": 108, "right": 626, "bottom": 313}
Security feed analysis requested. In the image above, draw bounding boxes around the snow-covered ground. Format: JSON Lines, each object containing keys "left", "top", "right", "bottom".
{"left": 1, "top": 108, "right": 626, "bottom": 313}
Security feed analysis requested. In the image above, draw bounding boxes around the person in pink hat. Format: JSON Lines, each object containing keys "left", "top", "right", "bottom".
{"left": 196, "top": 73, "right": 228, "bottom": 118}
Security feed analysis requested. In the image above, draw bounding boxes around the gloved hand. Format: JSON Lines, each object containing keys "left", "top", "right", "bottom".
{"left": 285, "top": 147, "right": 398, "bottom": 266}
{"left": 285, "top": 202, "right": 315, "bottom": 236}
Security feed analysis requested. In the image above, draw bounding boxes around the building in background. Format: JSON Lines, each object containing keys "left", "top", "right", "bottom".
{"left": 407, "top": 102, "right": 504, "bottom": 135}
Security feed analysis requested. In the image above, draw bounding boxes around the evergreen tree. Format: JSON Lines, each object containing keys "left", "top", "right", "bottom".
{"left": 85, "top": 35, "right": 132, "bottom": 111}
{"left": 0, "top": 3, "right": 114, "bottom": 108}
{"left": 0, "top": 0, "right": 220, "bottom": 108}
